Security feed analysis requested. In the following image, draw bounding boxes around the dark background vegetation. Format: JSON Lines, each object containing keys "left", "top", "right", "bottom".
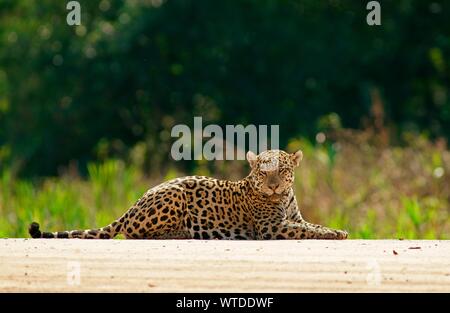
{"left": 1, "top": 0, "right": 449, "bottom": 176}
{"left": 0, "top": 0, "right": 449, "bottom": 238}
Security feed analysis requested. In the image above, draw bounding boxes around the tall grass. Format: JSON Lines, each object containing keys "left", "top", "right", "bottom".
{"left": 0, "top": 131, "right": 448, "bottom": 239}
{"left": 0, "top": 160, "right": 147, "bottom": 238}
{"left": 289, "top": 130, "right": 450, "bottom": 239}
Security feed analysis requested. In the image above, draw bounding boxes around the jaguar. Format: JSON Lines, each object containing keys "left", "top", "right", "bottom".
{"left": 29, "top": 149, "right": 348, "bottom": 240}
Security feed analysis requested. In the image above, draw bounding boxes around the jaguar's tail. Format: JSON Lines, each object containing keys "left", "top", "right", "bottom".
{"left": 28, "top": 221, "right": 123, "bottom": 239}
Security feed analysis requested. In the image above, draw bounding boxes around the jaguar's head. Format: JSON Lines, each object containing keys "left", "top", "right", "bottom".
{"left": 246, "top": 149, "right": 303, "bottom": 202}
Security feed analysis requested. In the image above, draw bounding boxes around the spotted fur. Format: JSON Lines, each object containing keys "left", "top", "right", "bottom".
{"left": 28, "top": 150, "right": 348, "bottom": 240}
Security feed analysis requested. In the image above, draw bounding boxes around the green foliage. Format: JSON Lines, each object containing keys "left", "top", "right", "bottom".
{"left": 0, "top": 132, "right": 448, "bottom": 239}
{"left": 0, "top": 160, "right": 144, "bottom": 237}
{"left": 293, "top": 130, "right": 449, "bottom": 239}
{"left": 0, "top": 1, "right": 449, "bottom": 175}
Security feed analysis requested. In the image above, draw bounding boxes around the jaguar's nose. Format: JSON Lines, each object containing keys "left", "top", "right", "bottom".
{"left": 268, "top": 183, "right": 280, "bottom": 191}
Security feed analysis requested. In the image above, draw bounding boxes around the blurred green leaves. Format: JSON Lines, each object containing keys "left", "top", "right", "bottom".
{"left": 0, "top": 0, "right": 449, "bottom": 177}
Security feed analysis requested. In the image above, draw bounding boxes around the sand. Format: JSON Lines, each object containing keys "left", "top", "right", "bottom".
{"left": 0, "top": 239, "right": 449, "bottom": 292}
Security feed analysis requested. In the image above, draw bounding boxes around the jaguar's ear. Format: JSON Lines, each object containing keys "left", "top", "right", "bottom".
{"left": 246, "top": 151, "right": 257, "bottom": 168}
{"left": 291, "top": 150, "right": 303, "bottom": 167}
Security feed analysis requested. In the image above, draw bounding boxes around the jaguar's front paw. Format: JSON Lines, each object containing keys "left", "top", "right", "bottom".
{"left": 336, "top": 229, "right": 348, "bottom": 240}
